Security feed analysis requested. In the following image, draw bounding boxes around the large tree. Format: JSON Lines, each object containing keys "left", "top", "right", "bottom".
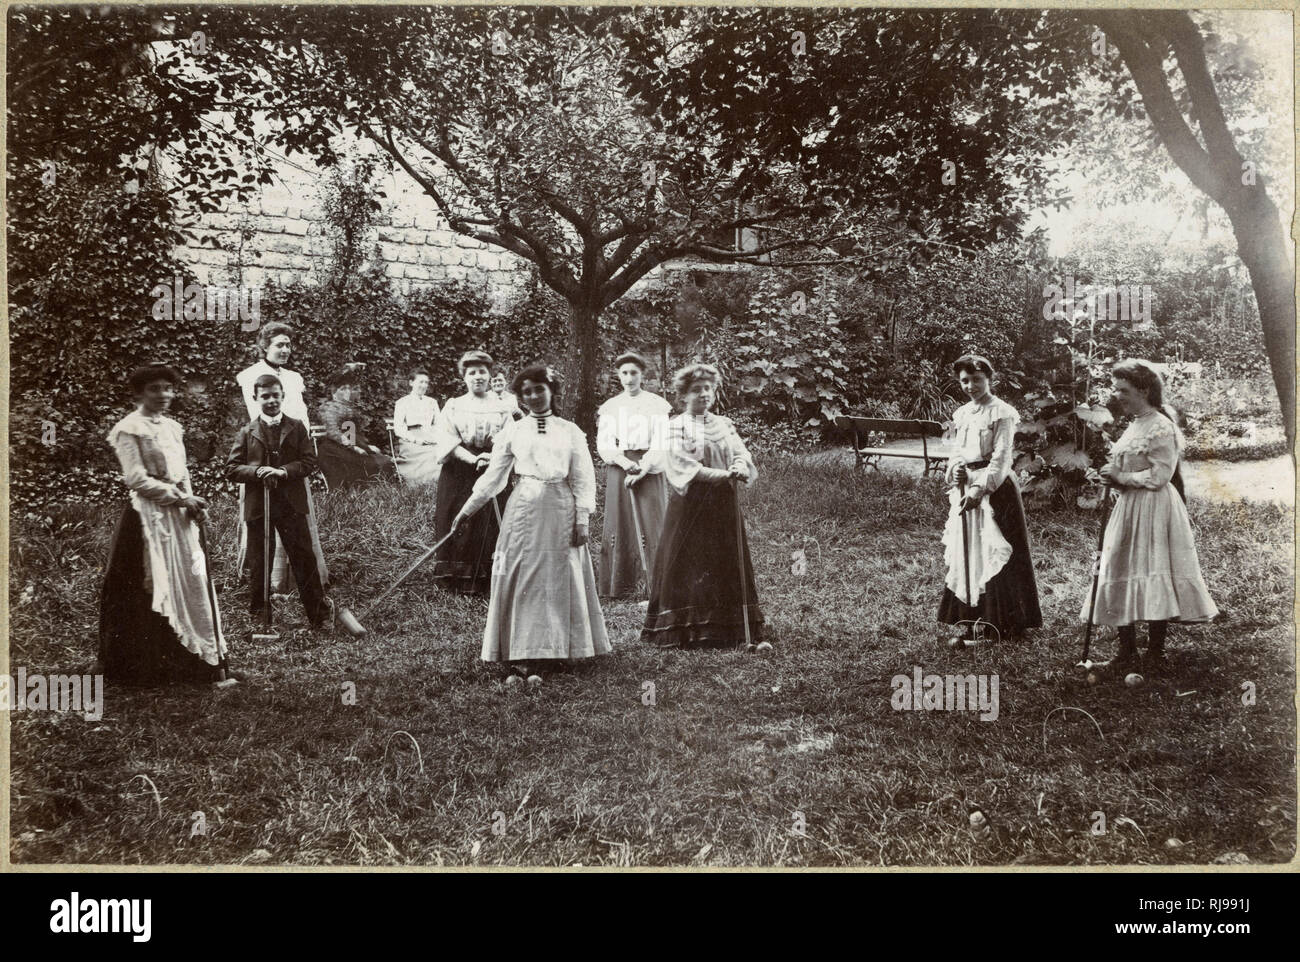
{"left": 213, "top": 5, "right": 1065, "bottom": 429}
{"left": 625, "top": 7, "right": 1295, "bottom": 444}
{"left": 1084, "top": 10, "right": 1295, "bottom": 446}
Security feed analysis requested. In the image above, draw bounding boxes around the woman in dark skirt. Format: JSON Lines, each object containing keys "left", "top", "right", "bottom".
{"left": 316, "top": 364, "right": 396, "bottom": 489}
{"left": 430, "top": 350, "right": 518, "bottom": 594}
{"left": 641, "top": 363, "right": 766, "bottom": 650}
{"left": 100, "top": 364, "right": 232, "bottom": 685}
{"left": 938, "top": 354, "right": 1042, "bottom": 643}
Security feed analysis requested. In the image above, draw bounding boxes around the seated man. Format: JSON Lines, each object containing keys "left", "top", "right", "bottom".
{"left": 316, "top": 364, "right": 395, "bottom": 489}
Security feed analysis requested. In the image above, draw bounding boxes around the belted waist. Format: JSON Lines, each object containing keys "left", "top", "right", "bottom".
{"left": 515, "top": 473, "right": 566, "bottom": 485}
{"left": 965, "top": 459, "right": 991, "bottom": 469}
{"left": 623, "top": 449, "right": 649, "bottom": 459}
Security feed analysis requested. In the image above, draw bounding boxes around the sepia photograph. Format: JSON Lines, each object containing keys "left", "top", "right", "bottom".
{"left": 3, "top": 1, "right": 1295, "bottom": 881}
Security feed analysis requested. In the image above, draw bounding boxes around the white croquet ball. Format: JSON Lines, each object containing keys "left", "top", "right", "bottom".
{"left": 1124, "top": 673, "right": 1144, "bottom": 688}
{"left": 947, "top": 636, "right": 965, "bottom": 650}
{"left": 754, "top": 642, "right": 773, "bottom": 653}
{"left": 1086, "top": 672, "right": 1098, "bottom": 686}
{"left": 505, "top": 675, "right": 522, "bottom": 687}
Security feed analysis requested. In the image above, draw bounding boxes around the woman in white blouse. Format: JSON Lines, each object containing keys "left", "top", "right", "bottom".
{"left": 100, "top": 364, "right": 231, "bottom": 684}
{"left": 1089, "top": 359, "right": 1217, "bottom": 670}
{"left": 596, "top": 351, "right": 673, "bottom": 599}
{"left": 640, "top": 363, "right": 765, "bottom": 649}
{"left": 430, "top": 350, "right": 519, "bottom": 594}
{"left": 451, "top": 364, "right": 609, "bottom": 685}
{"left": 938, "top": 354, "right": 1041, "bottom": 643}
{"left": 392, "top": 367, "right": 441, "bottom": 486}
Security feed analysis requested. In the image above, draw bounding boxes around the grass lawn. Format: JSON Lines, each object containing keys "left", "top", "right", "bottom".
{"left": 7, "top": 457, "right": 1295, "bottom": 866}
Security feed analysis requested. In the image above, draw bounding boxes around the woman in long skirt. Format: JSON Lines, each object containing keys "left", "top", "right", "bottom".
{"left": 641, "top": 363, "right": 765, "bottom": 649}
{"left": 393, "top": 367, "right": 442, "bottom": 486}
{"left": 451, "top": 364, "right": 610, "bottom": 685}
{"left": 1090, "top": 359, "right": 1217, "bottom": 671}
{"left": 431, "top": 351, "right": 518, "bottom": 594}
{"left": 100, "top": 364, "right": 231, "bottom": 685}
{"left": 316, "top": 366, "right": 396, "bottom": 488}
{"left": 596, "top": 351, "right": 673, "bottom": 599}
{"left": 938, "top": 354, "right": 1042, "bottom": 643}
{"left": 235, "top": 322, "right": 328, "bottom": 588}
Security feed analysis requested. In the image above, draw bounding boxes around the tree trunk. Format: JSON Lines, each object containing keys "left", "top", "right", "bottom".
{"left": 568, "top": 300, "right": 603, "bottom": 436}
{"left": 1090, "top": 10, "right": 1296, "bottom": 450}
{"left": 1223, "top": 186, "right": 1295, "bottom": 449}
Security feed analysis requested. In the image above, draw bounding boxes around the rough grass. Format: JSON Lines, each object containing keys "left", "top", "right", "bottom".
{"left": 7, "top": 458, "right": 1295, "bottom": 867}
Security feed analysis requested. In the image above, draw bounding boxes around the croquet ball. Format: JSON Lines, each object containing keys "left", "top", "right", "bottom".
{"left": 505, "top": 675, "right": 522, "bottom": 687}
{"left": 947, "top": 636, "right": 965, "bottom": 649}
{"left": 1086, "top": 672, "right": 1098, "bottom": 686}
{"left": 1125, "top": 672, "right": 1144, "bottom": 687}
{"left": 755, "top": 641, "right": 773, "bottom": 653}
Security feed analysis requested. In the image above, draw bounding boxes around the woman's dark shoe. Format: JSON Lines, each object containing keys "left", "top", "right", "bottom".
{"left": 1141, "top": 649, "right": 1167, "bottom": 675}
{"left": 1112, "top": 626, "right": 1139, "bottom": 669}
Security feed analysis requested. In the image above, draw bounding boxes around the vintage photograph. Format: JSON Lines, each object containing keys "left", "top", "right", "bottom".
{"left": 5, "top": 3, "right": 1296, "bottom": 869}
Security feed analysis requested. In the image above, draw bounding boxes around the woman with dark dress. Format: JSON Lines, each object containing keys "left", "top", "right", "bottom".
{"left": 937, "top": 354, "right": 1042, "bottom": 643}
{"left": 100, "top": 364, "right": 232, "bottom": 685}
{"left": 316, "top": 365, "right": 395, "bottom": 489}
{"left": 431, "top": 351, "right": 518, "bottom": 594}
{"left": 641, "top": 363, "right": 766, "bottom": 650}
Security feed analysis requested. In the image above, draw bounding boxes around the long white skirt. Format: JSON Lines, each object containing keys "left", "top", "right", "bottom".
{"left": 133, "top": 493, "right": 226, "bottom": 665}
{"left": 941, "top": 482, "right": 1012, "bottom": 605}
{"left": 481, "top": 477, "right": 611, "bottom": 662}
{"left": 397, "top": 427, "right": 442, "bottom": 485}
{"left": 1085, "top": 484, "right": 1218, "bottom": 626}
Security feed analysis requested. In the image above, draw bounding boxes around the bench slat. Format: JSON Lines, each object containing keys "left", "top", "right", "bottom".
{"left": 854, "top": 448, "right": 947, "bottom": 460}
{"left": 835, "top": 415, "right": 946, "bottom": 437}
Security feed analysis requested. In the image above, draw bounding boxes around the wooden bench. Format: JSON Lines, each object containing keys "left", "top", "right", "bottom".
{"left": 834, "top": 416, "right": 948, "bottom": 478}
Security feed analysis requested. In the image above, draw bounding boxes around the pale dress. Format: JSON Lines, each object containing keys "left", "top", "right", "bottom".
{"left": 235, "top": 360, "right": 328, "bottom": 587}
{"left": 392, "top": 392, "right": 442, "bottom": 485}
{"left": 461, "top": 413, "right": 611, "bottom": 662}
{"left": 107, "top": 410, "right": 226, "bottom": 665}
{"left": 1086, "top": 411, "right": 1218, "bottom": 626}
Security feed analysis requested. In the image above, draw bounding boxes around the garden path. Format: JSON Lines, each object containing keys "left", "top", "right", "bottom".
{"left": 804, "top": 439, "right": 1294, "bottom": 506}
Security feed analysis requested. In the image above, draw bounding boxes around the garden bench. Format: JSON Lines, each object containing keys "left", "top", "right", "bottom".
{"left": 834, "top": 416, "right": 948, "bottom": 478}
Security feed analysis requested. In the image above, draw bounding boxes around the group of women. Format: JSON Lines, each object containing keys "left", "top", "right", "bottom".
{"left": 422, "top": 351, "right": 761, "bottom": 684}
{"left": 97, "top": 325, "right": 1216, "bottom": 688}
{"left": 936, "top": 353, "right": 1217, "bottom": 670}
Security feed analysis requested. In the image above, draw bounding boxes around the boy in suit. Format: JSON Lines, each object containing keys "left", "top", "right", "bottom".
{"left": 227, "top": 373, "right": 332, "bottom": 629}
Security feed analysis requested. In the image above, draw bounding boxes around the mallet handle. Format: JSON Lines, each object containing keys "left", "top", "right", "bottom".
{"left": 733, "top": 477, "right": 752, "bottom": 648}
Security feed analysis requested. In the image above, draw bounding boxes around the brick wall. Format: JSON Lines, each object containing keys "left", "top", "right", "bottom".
{"left": 169, "top": 135, "right": 535, "bottom": 313}
{"left": 168, "top": 130, "right": 720, "bottom": 317}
